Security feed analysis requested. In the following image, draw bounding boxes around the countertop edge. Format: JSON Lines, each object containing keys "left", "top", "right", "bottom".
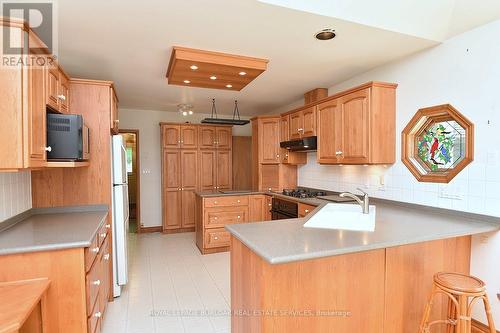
{"left": 226, "top": 222, "right": 500, "bottom": 265}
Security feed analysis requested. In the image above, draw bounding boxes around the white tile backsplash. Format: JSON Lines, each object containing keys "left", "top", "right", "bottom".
{"left": 0, "top": 171, "right": 32, "bottom": 222}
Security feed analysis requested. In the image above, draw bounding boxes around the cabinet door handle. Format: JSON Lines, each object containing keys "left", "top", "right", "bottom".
{"left": 45, "top": 146, "right": 52, "bottom": 152}
{"left": 276, "top": 154, "right": 280, "bottom": 158}
{"left": 237, "top": 216, "right": 241, "bottom": 219}
{"left": 214, "top": 201, "right": 218, "bottom": 204}
{"left": 92, "top": 279, "right": 101, "bottom": 286}
{"left": 57, "top": 94, "right": 66, "bottom": 101}
{"left": 335, "top": 151, "right": 343, "bottom": 155}
{"left": 214, "top": 217, "right": 218, "bottom": 220}
{"left": 100, "top": 233, "right": 106, "bottom": 238}
{"left": 268, "top": 203, "right": 272, "bottom": 206}
{"left": 105, "top": 224, "right": 111, "bottom": 229}
{"left": 214, "top": 236, "right": 218, "bottom": 240}
{"left": 298, "top": 128, "right": 303, "bottom": 132}
{"left": 91, "top": 247, "right": 99, "bottom": 253}
{"left": 237, "top": 200, "right": 240, "bottom": 203}
{"left": 114, "top": 119, "right": 120, "bottom": 124}
{"left": 104, "top": 254, "right": 110, "bottom": 260}
{"left": 305, "top": 209, "right": 309, "bottom": 213}
{"left": 94, "top": 312, "right": 102, "bottom": 318}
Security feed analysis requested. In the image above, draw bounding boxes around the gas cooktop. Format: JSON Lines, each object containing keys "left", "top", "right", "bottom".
{"left": 281, "top": 188, "right": 326, "bottom": 199}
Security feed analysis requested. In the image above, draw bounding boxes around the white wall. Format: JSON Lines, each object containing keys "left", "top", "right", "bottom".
{"left": 0, "top": 171, "right": 32, "bottom": 223}
{"left": 118, "top": 108, "right": 251, "bottom": 228}
{"left": 278, "top": 19, "right": 500, "bottom": 324}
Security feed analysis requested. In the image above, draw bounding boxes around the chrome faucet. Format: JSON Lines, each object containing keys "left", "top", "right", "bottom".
{"left": 339, "top": 188, "right": 370, "bottom": 214}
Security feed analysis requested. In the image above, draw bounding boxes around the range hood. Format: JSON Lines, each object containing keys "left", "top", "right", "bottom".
{"left": 280, "top": 136, "right": 317, "bottom": 152}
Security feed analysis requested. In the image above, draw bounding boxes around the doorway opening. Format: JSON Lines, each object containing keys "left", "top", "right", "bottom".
{"left": 119, "top": 129, "right": 141, "bottom": 233}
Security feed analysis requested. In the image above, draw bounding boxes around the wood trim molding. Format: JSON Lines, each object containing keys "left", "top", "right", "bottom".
{"left": 280, "top": 81, "right": 398, "bottom": 116}
{"left": 472, "top": 319, "right": 499, "bottom": 333}
{"left": 119, "top": 129, "right": 141, "bottom": 233}
{"left": 140, "top": 226, "right": 163, "bottom": 233}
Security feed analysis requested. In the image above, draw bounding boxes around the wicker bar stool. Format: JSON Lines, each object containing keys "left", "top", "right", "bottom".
{"left": 419, "top": 272, "right": 496, "bottom": 333}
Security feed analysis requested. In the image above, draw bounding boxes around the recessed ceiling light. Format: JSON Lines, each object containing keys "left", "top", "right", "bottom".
{"left": 226, "top": 84, "right": 232, "bottom": 88}
{"left": 210, "top": 75, "right": 217, "bottom": 80}
{"left": 188, "top": 110, "right": 193, "bottom": 115}
{"left": 182, "top": 111, "right": 188, "bottom": 116}
{"left": 183, "top": 80, "right": 190, "bottom": 84}
{"left": 315, "top": 28, "right": 336, "bottom": 40}
{"left": 238, "top": 71, "right": 247, "bottom": 76}
{"left": 190, "top": 65, "right": 198, "bottom": 70}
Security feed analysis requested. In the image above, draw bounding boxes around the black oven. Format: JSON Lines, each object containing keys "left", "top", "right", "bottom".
{"left": 271, "top": 197, "right": 298, "bottom": 220}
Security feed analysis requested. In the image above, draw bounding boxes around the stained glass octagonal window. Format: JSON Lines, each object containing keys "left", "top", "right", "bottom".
{"left": 402, "top": 104, "right": 474, "bottom": 183}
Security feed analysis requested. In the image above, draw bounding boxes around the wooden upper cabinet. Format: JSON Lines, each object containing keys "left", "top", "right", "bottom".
{"left": 199, "top": 150, "right": 216, "bottom": 191}
{"left": 180, "top": 125, "right": 198, "bottom": 149}
{"left": 216, "top": 126, "right": 232, "bottom": 149}
{"left": 27, "top": 58, "right": 47, "bottom": 167}
{"left": 260, "top": 118, "right": 280, "bottom": 164}
{"left": 110, "top": 87, "right": 119, "bottom": 134}
{"left": 162, "top": 125, "right": 181, "bottom": 148}
{"left": 339, "top": 89, "right": 369, "bottom": 164}
{"left": 217, "top": 150, "right": 232, "bottom": 190}
{"left": 317, "top": 83, "right": 396, "bottom": 165}
{"left": 199, "top": 126, "right": 216, "bottom": 149}
{"left": 46, "top": 67, "right": 59, "bottom": 111}
{"left": 280, "top": 115, "right": 289, "bottom": 142}
{"left": 289, "top": 112, "right": 302, "bottom": 140}
{"left": 302, "top": 107, "right": 316, "bottom": 137}
{"left": 58, "top": 69, "right": 70, "bottom": 114}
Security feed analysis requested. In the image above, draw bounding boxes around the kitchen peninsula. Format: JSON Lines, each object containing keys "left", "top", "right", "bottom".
{"left": 195, "top": 191, "right": 500, "bottom": 333}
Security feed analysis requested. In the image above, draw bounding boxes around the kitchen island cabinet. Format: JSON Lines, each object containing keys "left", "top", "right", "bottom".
{"left": 227, "top": 201, "right": 500, "bottom": 333}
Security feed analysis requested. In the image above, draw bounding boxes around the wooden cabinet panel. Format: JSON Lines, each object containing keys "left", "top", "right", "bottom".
{"left": 181, "top": 190, "right": 196, "bottom": 228}
{"left": 199, "top": 126, "right": 216, "bottom": 149}
{"left": 217, "top": 150, "right": 232, "bottom": 190}
{"left": 298, "top": 203, "right": 316, "bottom": 218}
{"left": 317, "top": 99, "right": 342, "bottom": 163}
{"left": 302, "top": 107, "right": 316, "bottom": 137}
{"left": 264, "top": 195, "right": 272, "bottom": 220}
{"left": 162, "top": 125, "right": 181, "bottom": 149}
{"left": 339, "top": 88, "right": 369, "bottom": 164}
{"left": 181, "top": 150, "right": 197, "bottom": 189}
{"left": 249, "top": 195, "right": 267, "bottom": 222}
{"left": 163, "top": 150, "right": 181, "bottom": 189}
{"left": 204, "top": 195, "right": 249, "bottom": 208}
{"left": 27, "top": 59, "right": 47, "bottom": 167}
{"left": 46, "top": 67, "right": 59, "bottom": 111}
{"left": 260, "top": 164, "right": 280, "bottom": 191}
{"left": 216, "top": 126, "right": 232, "bottom": 149}
{"left": 199, "top": 150, "right": 216, "bottom": 191}
{"left": 289, "top": 112, "right": 302, "bottom": 140}
{"left": 280, "top": 115, "right": 289, "bottom": 142}
{"left": 164, "top": 190, "right": 181, "bottom": 229}
{"left": 260, "top": 118, "right": 280, "bottom": 163}
{"left": 180, "top": 125, "right": 197, "bottom": 149}
{"left": 58, "top": 70, "right": 70, "bottom": 114}
{"left": 204, "top": 206, "right": 248, "bottom": 228}
{"left": 110, "top": 89, "right": 118, "bottom": 135}
{"left": 204, "top": 228, "right": 231, "bottom": 248}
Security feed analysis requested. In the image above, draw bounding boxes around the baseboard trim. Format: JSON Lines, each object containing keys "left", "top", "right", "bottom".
{"left": 140, "top": 226, "right": 163, "bottom": 233}
{"left": 162, "top": 227, "right": 195, "bottom": 234}
{"left": 472, "top": 319, "right": 499, "bottom": 333}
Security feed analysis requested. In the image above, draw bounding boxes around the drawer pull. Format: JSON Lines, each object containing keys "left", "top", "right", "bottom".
{"left": 237, "top": 215, "right": 241, "bottom": 219}
{"left": 94, "top": 311, "right": 102, "bottom": 318}
{"left": 91, "top": 247, "right": 100, "bottom": 253}
{"left": 214, "top": 217, "right": 218, "bottom": 220}
{"left": 214, "top": 236, "right": 218, "bottom": 240}
{"left": 93, "top": 280, "right": 101, "bottom": 286}
{"left": 214, "top": 201, "right": 217, "bottom": 204}
{"left": 105, "top": 224, "right": 111, "bottom": 229}
{"left": 100, "top": 232, "right": 107, "bottom": 238}
{"left": 104, "top": 254, "right": 110, "bottom": 260}
{"left": 57, "top": 94, "right": 66, "bottom": 101}
{"left": 268, "top": 203, "right": 272, "bottom": 206}
{"left": 305, "top": 209, "right": 309, "bottom": 213}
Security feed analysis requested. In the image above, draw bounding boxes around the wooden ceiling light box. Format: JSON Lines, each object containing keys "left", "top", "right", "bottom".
{"left": 166, "top": 46, "right": 268, "bottom": 91}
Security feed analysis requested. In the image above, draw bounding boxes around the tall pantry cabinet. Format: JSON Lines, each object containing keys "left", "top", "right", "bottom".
{"left": 160, "top": 123, "right": 232, "bottom": 233}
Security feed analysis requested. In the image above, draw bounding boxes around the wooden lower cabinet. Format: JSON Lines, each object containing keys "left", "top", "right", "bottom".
{"left": 298, "top": 203, "right": 316, "bottom": 218}
{"left": 0, "top": 222, "right": 112, "bottom": 333}
{"left": 196, "top": 194, "right": 268, "bottom": 254}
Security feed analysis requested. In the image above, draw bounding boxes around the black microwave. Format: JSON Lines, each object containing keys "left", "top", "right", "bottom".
{"left": 46, "top": 113, "right": 90, "bottom": 161}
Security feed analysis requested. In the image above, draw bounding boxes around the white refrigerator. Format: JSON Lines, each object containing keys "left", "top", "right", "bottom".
{"left": 112, "top": 135, "right": 129, "bottom": 297}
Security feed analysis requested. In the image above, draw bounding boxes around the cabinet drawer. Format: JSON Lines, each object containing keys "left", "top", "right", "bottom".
{"left": 298, "top": 203, "right": 317, "bottom": 217}
{"left": 204, "top": 228, "right": 231, "bottom": 248}
{"left": 204, "top": 207, "right": 248, "bottom": 228}
{"left": 87, "top": 295, "right": 101, "bottom": 333}
{"left": 86, "top": 258, "right": 101, "bottom": 316}
{"left": 85, "top": 235, "right": 100, "bottom": 272}
{"left": 99, "top": 236, "right": 111, "bottom": 315}
{"left": 204, "top": 195, "right": 248, "bottom": 208}
{"left": 97, "top": 221, "right": 111, "bottom": 247}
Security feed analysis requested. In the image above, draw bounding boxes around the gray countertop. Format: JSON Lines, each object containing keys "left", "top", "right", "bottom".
{"left": 226, "top": 199, "right": 500, "bottom": 264}
{"left": 0, "top": 205, "right": 109, "bottom": 256}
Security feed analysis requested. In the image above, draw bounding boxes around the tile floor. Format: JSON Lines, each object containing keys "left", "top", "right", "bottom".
{"left": 101, "top": 232, "right": 231, "bottom": 333}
